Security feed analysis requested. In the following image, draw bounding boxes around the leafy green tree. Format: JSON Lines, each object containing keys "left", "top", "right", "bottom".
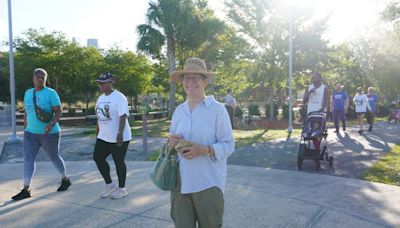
{"left": 137, "top": 0, "right": 225, "bottom": 118}
{"left": 225, "top": 0, "right": 329, "bottom": 119}
{"left": 104, "top": 48, "right": 154, "bottom": 110}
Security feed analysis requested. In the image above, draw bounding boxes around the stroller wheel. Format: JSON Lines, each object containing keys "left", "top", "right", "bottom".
{"left": 315, "top": 159, "right": 321, "bottom": 171}
{"left": 329, "top": 156, "right": 334, "bottom": 167}
{"left": 297, "top": 157, "right": 303, "bottom": 170}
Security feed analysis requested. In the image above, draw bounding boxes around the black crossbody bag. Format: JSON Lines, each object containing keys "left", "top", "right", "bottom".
{"left": 33, "top": 90, "right": 54, "bottom": 123}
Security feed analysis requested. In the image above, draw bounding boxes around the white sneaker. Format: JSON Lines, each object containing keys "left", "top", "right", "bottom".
{"left": 110, "top": 187, "right": 128, "bottom": 199}
{"left": 100, "top": 183, "right": 117, "bottom": 198}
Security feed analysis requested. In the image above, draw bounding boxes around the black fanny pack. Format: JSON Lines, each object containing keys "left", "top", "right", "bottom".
{"left": 33, "top": 90, "right": 53, "bottom": 123}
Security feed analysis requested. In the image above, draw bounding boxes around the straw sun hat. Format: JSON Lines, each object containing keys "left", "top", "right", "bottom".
{"left": 170, "top": 58, "right": 215, "bottom": 83}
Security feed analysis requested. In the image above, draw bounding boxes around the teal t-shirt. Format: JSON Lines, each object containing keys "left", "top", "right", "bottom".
{"left": 24, "top": 87, "right": 61, "bottom": 134}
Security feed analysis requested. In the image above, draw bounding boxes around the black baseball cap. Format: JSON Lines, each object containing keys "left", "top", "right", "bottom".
{"left": 96, "top": 72, "right": 114, "bottom": 83}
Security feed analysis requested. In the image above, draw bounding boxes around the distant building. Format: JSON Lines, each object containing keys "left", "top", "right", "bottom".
{"left": 87, "top": 39, "right": 99, "bottom": 49}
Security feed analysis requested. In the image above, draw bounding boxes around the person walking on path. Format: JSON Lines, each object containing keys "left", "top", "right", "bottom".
{"left": 93, "top": 73, "right": 132, "bottom": 199}
{"left": 353, "top": 87, "right": 371, "bottom": 135}
{"left": 366, "top": 87, "right": 379, "bottom": 132}
{"left": 225, "top": 88, "right": 237, "bottom": 129}
{"left": 330, "top": 83, "right": 349, "bottom": 133}
{"left": 12, "top": 68, "right": 71, "bottom": 201}
{"left": 168, "top": 58, "right": 235, "bottom": 228}
{"left": 303, "top": 72, "right": 329, "bottom": 151}
{"left": 303, "top": 72, "right": 329, "bottom": 115}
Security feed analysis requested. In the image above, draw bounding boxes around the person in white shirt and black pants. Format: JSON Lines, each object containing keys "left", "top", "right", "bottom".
{"left": 93, "top": 73, "right": 132, "bottom": 199}
{"left": 168, "top": 58, "right": 235, "bottom": 228}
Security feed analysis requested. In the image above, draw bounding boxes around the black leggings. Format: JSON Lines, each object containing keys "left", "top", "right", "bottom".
{"left": 93, "top": 139, "right": 129, "bottom": 188}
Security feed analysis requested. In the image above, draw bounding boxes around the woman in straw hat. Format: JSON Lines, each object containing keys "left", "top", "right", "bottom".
{"left": 168, "top": 58, "right": 235, "bottom": 228}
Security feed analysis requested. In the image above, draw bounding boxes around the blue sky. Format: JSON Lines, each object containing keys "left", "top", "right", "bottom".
{"left": 0, "top": 0, "right": 149, "bottom": 50}
{"left": 0, "top": 0, "right": 391, "bottom": 51}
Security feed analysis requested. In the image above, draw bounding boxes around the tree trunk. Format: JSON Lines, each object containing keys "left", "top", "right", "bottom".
{"left": 167, "top": 37, "right": 176, "bottom": 119}
{"left": 84, "top": 93, "right": 89, "bottom": 113}
{"left": 142, "top": 113, "right": 148, "bottom": 153}
{"left": 131, "top": 96, "right": 135, "bottom": 112}
{"left": 134, "top": 95, "right": 138, "bottom": 110}
{"left": 84, "top": 83, "right": 89, "bottom": 113}
{"left": 269, "top": 86, "right": 275, "bottom": 120}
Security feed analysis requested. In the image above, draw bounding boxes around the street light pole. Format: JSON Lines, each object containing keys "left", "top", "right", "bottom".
{"left": 288, "top": 10, "right": 294, "bottom": 134}
{"left": 7, "top": 0, "right": 19, "bottom": 142}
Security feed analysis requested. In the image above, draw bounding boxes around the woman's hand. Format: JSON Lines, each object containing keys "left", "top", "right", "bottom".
{"left": 180, "top": 143, "right": 208, "bottom": 160}
{"left": 44, "top": 123, "right": 53, "bottom": 136}
{"left": 116, "top": 132, "right": 123, "bottom": 147}
{"left": 168, "top": 134, "right": 182, "bottom": 147}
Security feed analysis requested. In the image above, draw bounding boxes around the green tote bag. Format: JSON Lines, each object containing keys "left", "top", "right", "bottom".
{"left": 150, "top": 141, "right": 178, "bottom": 191}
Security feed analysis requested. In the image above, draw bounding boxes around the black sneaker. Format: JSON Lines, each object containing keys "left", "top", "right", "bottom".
{"left": 358, "top": 130, "right": 363, "bottom": 135}
{"left": 57, "top": 178, "right": 71, "bottom": 192}
{"left": 12, "top": 188, "right": 31, "bottom": 201}
{"left": 334, "top": 129, "right": 339, "bottom": 133}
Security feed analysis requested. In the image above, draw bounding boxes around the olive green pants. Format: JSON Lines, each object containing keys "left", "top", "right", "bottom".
{"left": 170, "top": 169, "right": 224, "bottom": 228}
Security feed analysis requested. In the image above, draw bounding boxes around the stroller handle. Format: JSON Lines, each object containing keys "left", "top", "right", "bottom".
{"left": 307, "top": 111, "right": 327, "bottom": 116}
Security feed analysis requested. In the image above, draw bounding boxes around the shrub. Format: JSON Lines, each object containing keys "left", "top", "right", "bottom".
{"left": 346, "top": 105, "right": 356, "bottom": 119}
{"left": 265, "top": 102, "right": 278, "bottom": 119}
{"left": 248, "top": 104, "right": 261, "bottom": 116}
{"left": 378, "top": 103, "right": 390, "bottom": 116}
{"left": 148, "top": 151, "right": 159, "bottom": 161}
{"left": 234, "top": 106, "right": 243, "bottom": 118}
{"left": 86, "top": 105, "right": 96, "bottom": 115}
{"left": 62, "top": 103, "right": 69, "bottom": 111}
{"left": 282, "top": 103, "right": 295, "bottom": 120}
{"left": 68, "top": 108, "right": 76, "bottom": 116}
{"left": 299, "top": 105, "right": 307, "bottom": 121}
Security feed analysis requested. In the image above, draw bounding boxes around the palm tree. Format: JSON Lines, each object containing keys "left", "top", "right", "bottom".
{"left": 137, "top": 0, "right": 225, "bottom": 118}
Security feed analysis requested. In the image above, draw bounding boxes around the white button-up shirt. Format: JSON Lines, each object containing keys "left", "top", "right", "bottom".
{"left": 170, "top": 96, "right": 235, "bottom": 194}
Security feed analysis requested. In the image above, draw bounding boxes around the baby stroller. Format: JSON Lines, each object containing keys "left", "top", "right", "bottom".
{"left": 297, "top": 111, "right": 333, "bottom": 170}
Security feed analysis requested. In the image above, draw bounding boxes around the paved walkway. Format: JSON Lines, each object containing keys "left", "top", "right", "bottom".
{"left": 0, "top": 161, "right": 399, "bottom": 227}
{"left": 0, "top": 123, "right": 399, "bottom": 227}
{"left": 229, "top": 122, "right": 400, "bottom": 178}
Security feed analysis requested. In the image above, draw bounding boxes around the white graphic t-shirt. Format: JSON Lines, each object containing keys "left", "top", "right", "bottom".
{"left": 95, "top": 90, "right": 132, "bottom": 143}
{"left": 353, "top": 94, "right": 370, "bottom": 113}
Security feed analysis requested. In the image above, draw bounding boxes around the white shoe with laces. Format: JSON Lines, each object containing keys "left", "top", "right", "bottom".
{"left": 100, "top": 183, "right": 117, "bottom": 198}
{"left": 111, "top": 187, "right": 128, "bottom": 199}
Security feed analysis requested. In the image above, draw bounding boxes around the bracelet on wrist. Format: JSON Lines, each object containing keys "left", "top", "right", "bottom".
{"left": 207, "top": 145, "right": 213, "bottom": 156}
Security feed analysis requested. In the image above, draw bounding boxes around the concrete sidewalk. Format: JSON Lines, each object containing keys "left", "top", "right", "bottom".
{"left": 1, "top": 161, "right": 399, "bottom": 227}
{"left": 229, "top": 122, "right": 400, "bottom": 178}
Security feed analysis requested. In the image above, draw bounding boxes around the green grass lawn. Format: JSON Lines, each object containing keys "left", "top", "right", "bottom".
{"left": 363, "top": 144, "right": 400, "bottom": 186}
{"left": 233, "top": 128, "right": 301, "bottom": 148}
{"left": 131, "top": 119, "right": 170, "bottom": 138}
{"left": 81, "top": 118, "right": 300, "bottom": 148}
{"left": 81, "top": 119, "right": 171, "bottom": 138}
{"left": 80, "top": 117, "right": 388, "bottom": 150}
